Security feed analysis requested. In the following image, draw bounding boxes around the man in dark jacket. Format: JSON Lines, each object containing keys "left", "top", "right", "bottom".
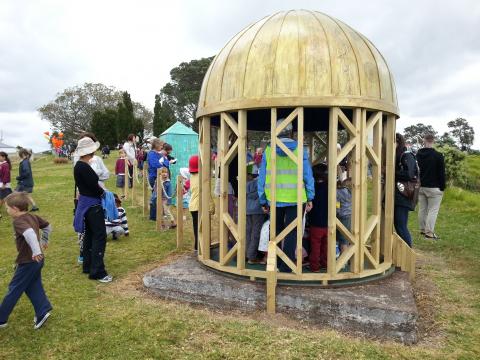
{"left": 416, "top": 134, "right": 446, "bottom": 239}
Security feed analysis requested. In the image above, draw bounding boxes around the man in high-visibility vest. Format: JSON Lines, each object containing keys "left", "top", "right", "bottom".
{"left": 257, "top": 120, "right": 315, "bottom": 272}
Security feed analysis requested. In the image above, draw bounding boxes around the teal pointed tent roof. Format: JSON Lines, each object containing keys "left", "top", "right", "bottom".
{"left": 161, "top": 121, "right": 198, "bottom": 136}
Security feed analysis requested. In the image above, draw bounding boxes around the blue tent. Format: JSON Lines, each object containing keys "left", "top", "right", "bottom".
{"left": 160, "top": 121, "right": 198, "bottom": 205}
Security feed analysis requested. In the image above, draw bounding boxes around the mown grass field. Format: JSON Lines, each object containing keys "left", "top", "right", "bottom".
{"left": 0, "top": 154, "right": 479, "bottom": 359}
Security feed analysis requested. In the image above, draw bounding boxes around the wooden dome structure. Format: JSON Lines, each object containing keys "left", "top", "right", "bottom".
{"left": 195, "top": 10, "right": 414, "bottom": 311}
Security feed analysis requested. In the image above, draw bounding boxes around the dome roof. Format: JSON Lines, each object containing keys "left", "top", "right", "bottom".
{"left": 197, "top": 10, "right": 399, "bottom": 118}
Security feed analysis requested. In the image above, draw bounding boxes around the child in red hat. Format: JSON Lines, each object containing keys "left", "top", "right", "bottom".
{"left": 188, "top": 155, "right": 200, "bottom": 250}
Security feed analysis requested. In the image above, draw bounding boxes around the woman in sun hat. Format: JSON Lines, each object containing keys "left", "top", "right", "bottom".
{"left": 73, "top": 137, "right": 112, "bottom": 283}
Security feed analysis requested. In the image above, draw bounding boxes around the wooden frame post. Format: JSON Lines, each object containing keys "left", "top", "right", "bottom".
{"left": 358, "top": 109, "right": 367, "bottom": 272}
{"left": 296, "top": 108, "right": 304, "bottom": 274}
{"left": 143, "top": 162, "right": 149, "bottom": 217}
{"left": 371, "top": 112, "right": 383, "bottom": 263}
{"left": 383, "top": 115, "right": 396, "bottom": 263}
{"left": 219, "top": 112, "right": 240, "bottom": 265}
{"left": 131, "top": 160, "right": 136, "bottom": 206}
{"left": 351, "top": 108, "right": 362, "bottom": 273}
{"left": 266, "top": 108, "right": 278, "bottom": 314}
{"left": 200, "top": 116, "right": 212, "bottom": 260}
{"left": 237, "top": 110, "right": 247, "bottom": 270}
{"left": 327, "top": 108, "right": 338, "bottom": 276}
{"left": 176, "top": 175, "right": 184, "bottom": 248}
{"left": 124, "top": 159, "right": 129, "bottom": 200}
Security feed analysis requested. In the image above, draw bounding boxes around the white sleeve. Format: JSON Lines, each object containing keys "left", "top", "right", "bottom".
{"left": 23, "top": 228, "right": 42, "bottom": 257}
{"left": 91, "top": 157, "right": 110, "bottom": 181}
{"left": 97, "top": 157, "right": 110, "bottom": 181}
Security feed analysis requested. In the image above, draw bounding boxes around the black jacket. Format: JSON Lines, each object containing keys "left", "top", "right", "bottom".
{"left": 394, "top": 148, "right": 418, "bottom": 210}
{"left": 74, "top": 161, "right": 104, "bottom": 198}
{"left": 16, "top": 159, "right": 34, "bottom": 188}
{"left": 416, "top": 148, "right": 446, "bottom": 191}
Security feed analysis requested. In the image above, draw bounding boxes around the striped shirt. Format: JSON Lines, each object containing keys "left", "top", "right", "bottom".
{"left": 105, "top": 207, "right": 129, "bottom": 234}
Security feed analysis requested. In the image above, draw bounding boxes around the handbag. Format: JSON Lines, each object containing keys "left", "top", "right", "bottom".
{"left": 396, "top": 152, "right": 420, "bottom": 206}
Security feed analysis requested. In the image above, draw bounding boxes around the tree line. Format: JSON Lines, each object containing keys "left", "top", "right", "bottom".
{"left": 38, "top": 57, "right": 214, "bottom": 146}
{"left": 403, "top": 118, "right": 475, "bottom": 152}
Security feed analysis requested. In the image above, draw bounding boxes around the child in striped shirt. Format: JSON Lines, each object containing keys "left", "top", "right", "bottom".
{"left": 105, "top": 194, "right": 129, "bottom": 240}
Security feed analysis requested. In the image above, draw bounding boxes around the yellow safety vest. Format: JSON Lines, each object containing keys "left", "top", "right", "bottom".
{"left": 265, "top": 146, "right": 307, "bottom": 203}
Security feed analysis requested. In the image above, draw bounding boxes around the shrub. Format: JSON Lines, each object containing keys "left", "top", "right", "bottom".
{"left": 53, "top": 157, "right": 69, "bottom": 164}
{"left": 436, "top": 145, "right": 467, "bottom": 188}
{"left": 464, "top": 155, "right": 480, "bottom": 191}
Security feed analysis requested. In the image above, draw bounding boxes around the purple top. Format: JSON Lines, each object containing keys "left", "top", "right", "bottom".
{"left": 73, "top": 195, "right": 102, "bottom": 233}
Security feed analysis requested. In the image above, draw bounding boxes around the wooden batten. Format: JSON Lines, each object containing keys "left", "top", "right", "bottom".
{"left": 200, "top": 116, "right": 212, "bottom": 260}
{"left": 266, "top": 240, "right": 277, "bottom": 314}
{"left": 296, "top": 108, "right": 304, "bottom": 274}
{"left": 219, "top": 113, "right": 232, "bottom": 262}
{"left": 350, "top": 108, "right": 362, "bottom": 273}
{"left": 176, "top": 175, "right": 184, "bottom": 249}
{"left": 372, "top": 112, "right": 383, "bottom": 263}
{"left": 327, "top": 107, "right": 338, "bottom": 276}
{"left": 383, "top": 115, "right": 396, "bottom": 263}
{"left": 269, "top": 109, "right": 278, "bottom": 249}
{"left": 237, "top": 110, "right": 247, "bottom": 269}
{"left": 131, "top": 160, "right": 136, "bottom": 206}
{"left": 124, "top": 158, "right": 129, "bottom": 200}
{"left": 156, "top": 168, "right": 163, "bottom": 231}
{"left": 143, "top": 162, "right": 149, "bottom": 217}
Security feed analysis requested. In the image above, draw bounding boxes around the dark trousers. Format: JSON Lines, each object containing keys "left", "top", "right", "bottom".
{"left": 128, "top": 165, "right": 133, "bottom": 188}
{"left": 276, "top": 205, "right": 304, "bottom": 272}
{"left": 0, "top": 260, "right": 52, "bottom": 323}
{"left": 394, "top": 205, "right": 412, "bottom": 247}
{"left": 246, "top": 214, "right": 265, "bottom": 260}
{"left": 83, "top": 205, "right": 108, "bottom": 279}
{"left": 191, "top": 211, "right": 199, "bottom": 250}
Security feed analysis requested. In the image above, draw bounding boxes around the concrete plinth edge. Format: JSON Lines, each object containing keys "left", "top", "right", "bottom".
{"left": 143, "top": 255, "right": 418, "bottom": 344}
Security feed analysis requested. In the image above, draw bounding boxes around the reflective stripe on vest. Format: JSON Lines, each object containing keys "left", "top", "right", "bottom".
{"left": 264, "top": 145, "right": 307, "bottom": 203}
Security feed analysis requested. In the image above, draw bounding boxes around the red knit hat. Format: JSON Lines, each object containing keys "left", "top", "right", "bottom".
{"left": 189, "top": 155, "right": 199, "bottom": 173}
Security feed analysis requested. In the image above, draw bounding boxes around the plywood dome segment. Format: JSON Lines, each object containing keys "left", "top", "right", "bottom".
{"left": 197, "top": 10, "right": 399, "bottom": 117}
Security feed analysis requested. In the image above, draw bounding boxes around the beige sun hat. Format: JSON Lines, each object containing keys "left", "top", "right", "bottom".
{"left": 73, "top": 137, "right": 100, "bottom": 157}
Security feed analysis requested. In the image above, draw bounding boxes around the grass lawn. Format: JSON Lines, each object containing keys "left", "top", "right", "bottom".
{"left": 0, "top": 154, "right": 479, "bottom": 359}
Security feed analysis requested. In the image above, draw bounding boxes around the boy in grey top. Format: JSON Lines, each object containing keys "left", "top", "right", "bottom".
{"left": 246, "top": 164, "right": 265, "bottom": 264}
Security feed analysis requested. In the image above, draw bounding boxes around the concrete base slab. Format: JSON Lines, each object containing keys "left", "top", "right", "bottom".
{"left": 143, "top": 256, "right": 418, "bottom": 344}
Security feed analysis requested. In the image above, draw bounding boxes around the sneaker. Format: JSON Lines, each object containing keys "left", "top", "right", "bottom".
{"left": 30, "top": 206, "right": 40, "bottom": 212}
{"left": 0, "top": 322, "right": 7, "bottom": 328}
{"left": 112, "top": 232, "right": 118, "bottom": 240}
{"left": 98, "top": 275, "right": 113, "bottom": 283}
{"left": 77, "top": 256, "right": 83, "bottom": 264}
{"left": 34, "top": 312, "right": 51, "bottom": 329}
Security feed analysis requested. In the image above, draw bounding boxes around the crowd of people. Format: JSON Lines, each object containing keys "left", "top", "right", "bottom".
{"left": 0, "top": 125, "right": 446, "bottom": 330}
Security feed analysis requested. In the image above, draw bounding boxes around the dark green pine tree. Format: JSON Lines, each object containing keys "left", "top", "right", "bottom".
{"left": 90, "top": 109, "right": 119, "bottom": 147}
{"left": 153, "top": 94, "right": 175, "bottom": 137}
{"left": 117, "top": 91, "right": 135, "bottom": 142}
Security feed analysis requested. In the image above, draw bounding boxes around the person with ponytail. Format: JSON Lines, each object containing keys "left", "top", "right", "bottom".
{"left": 0, "top": 152, "right": 13, "bottom": 215}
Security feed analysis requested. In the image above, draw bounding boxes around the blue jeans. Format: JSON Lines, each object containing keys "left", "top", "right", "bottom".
{"left": 0, "top": 260, "right": 52, "bottom": 323}
{"left": 394, "top": 206, "right": 412, "bottom": 247}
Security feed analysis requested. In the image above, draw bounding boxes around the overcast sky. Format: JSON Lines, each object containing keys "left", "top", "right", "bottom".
{"left": 0, "top": 0, "right": 479, "bottom": 151}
